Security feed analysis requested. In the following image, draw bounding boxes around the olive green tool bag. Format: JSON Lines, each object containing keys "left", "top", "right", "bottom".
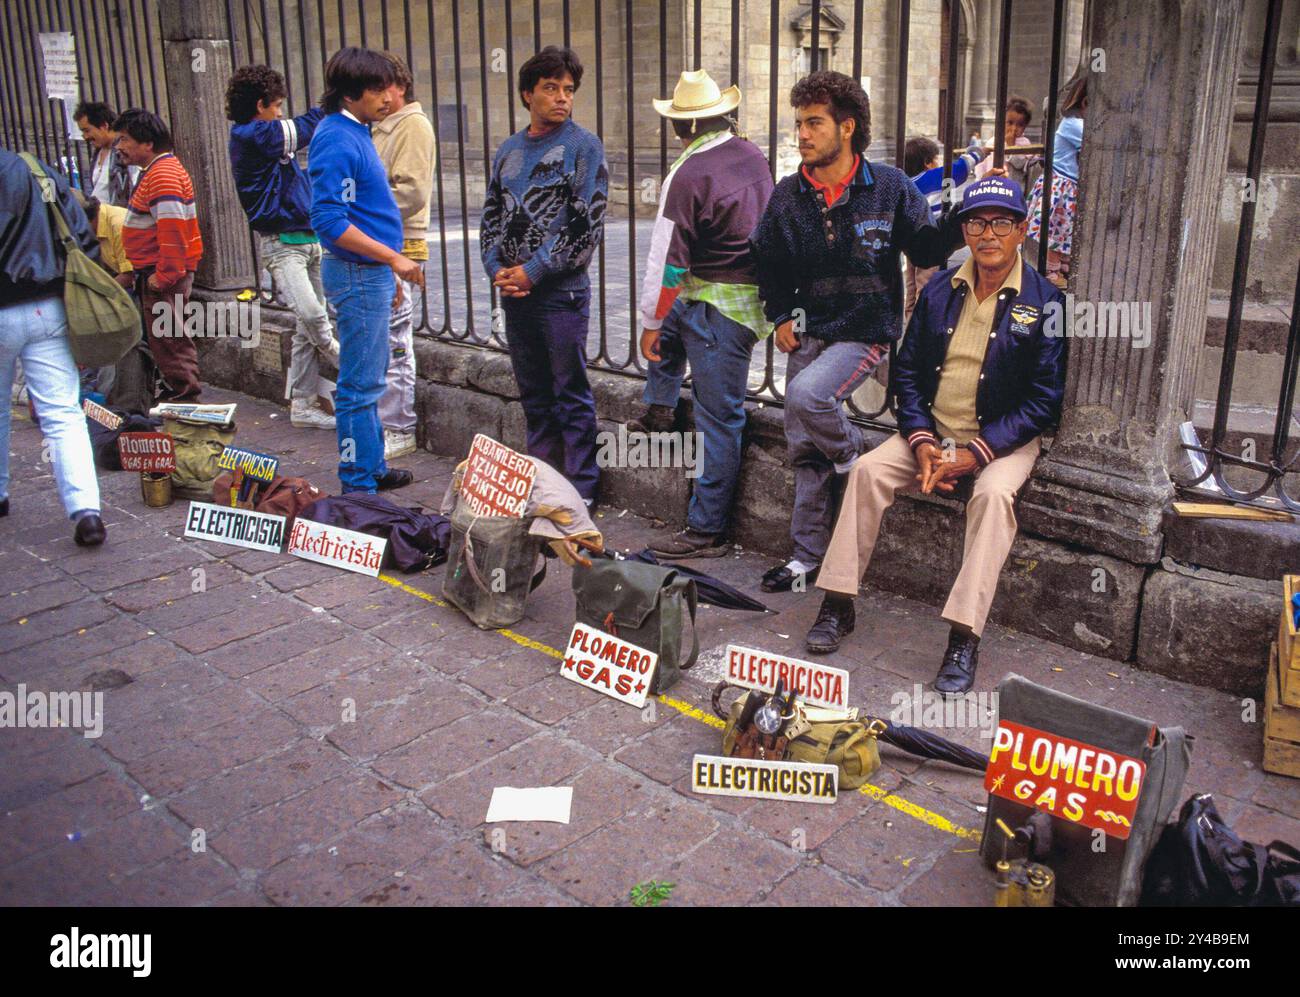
{"left": 571, "top": 558, "right": 698, "bottom": 694}
{"left": 443, "top": 500, "right": 548, "bottom": 630}
{"left": 169, "top": 419, "right": 237, "bottom": 500}
{"left": 20, "top": 153, "right": 140, "bottom": 367}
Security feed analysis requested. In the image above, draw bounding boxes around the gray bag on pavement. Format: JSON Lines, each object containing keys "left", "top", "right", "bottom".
{"left": 442, "top": 499, "right": 548, "bottom": 630}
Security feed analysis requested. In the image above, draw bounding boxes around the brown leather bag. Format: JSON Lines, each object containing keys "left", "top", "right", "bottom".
{"left": 212, "top": 471, "right": 326, "bottom": 528}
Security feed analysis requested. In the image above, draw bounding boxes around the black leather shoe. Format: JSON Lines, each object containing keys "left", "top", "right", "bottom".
{"left": 934, "top": 628, "right": 980, "bottom": 696}
{"left": 375, "top": 468, "right": 413, "bottom": 491}
{"left": 760, "top": 563, "right": 819, "bottom": 593}
{"left": 73, "top": 513, "right": 106, "bottom": 547}
{"left": 805, "top": 593, "right": 855, "bottom": 654}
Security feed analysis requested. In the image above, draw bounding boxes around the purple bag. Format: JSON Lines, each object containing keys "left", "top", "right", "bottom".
{"left": 299, "top": 494, "right": 451, "bottom": 573}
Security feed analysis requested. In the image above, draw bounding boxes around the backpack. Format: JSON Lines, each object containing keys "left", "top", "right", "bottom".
{"left": 168, "top": 418, "right": 237, "bottom": 500}
{"left": 571, "top": 557, "right": 699, "bottom": 695}
{"left": 213, "top": 471, "right": 326, "bottom": 531}
{"left": 300, "top": 493, "right": 451, "bottom": 573}
{"left": 443, "top": 499, "right": 548, "bottom": 628}
{"left": 19, "top": 153, "right": 140, "bottom": 368}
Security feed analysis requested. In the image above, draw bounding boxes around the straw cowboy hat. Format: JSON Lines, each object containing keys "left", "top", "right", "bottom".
{"left": 653, "top": 68, "right": 741, "bottom": 119}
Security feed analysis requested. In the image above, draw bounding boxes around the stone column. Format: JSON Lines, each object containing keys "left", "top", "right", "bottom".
{"left": 157, "top": 0, "right": 254, "bottom": 290}
{"left": 1017, "top": 0, "right": 1246, "bottom": 563}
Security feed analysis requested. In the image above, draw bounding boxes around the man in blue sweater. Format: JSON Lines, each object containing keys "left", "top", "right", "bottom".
{"left": 480, "top": 46, "right": 608, "bottom": 506}
{"left": 227, "top": 64, "right": 338, "bottom": 430}
{"left": 750, "top": 71, "right": 964, "bottom": 594}
{"left": 309, "top": 47, "right": 425, "bottom": 494}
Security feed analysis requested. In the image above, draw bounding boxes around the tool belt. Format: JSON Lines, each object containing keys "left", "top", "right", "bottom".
{"left": 712, "top": 681, "right": 885, "bottom": 789}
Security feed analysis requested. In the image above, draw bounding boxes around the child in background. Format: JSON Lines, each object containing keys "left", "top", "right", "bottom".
{"left": 1026, "top": 74, "right": 1086, "bottom": 288}
{"left": 904, "top": 137, "right": 984, "bottom": 324}
{"left": 975, "top": 95, "right": 1034, "bottom": 187}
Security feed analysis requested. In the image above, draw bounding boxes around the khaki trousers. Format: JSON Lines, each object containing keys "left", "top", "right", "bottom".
{"left": 816, "top": 432, "right": 1041, "bottom": 637}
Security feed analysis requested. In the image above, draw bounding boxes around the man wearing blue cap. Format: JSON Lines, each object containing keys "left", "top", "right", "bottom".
{"left": 805, "top": 175, "right": 1066, "bottom": 696}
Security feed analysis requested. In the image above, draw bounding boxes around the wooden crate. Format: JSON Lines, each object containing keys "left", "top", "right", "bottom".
{"left": 1280, "top": 574, "right": 1300, "bottom": 708}
{"left": 1263, "top": 641, "right": 1300, "bottom": 778}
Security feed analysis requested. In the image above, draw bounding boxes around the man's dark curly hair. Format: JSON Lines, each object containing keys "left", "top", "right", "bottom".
{"left": 226, "top": 65, "right": 287, "bottom": 124}
{"left": 790, "top": 70, "right": 871, "bottom": 156}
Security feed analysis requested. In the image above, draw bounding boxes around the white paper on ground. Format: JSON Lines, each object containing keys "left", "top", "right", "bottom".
{"left": 484, "top": 786, "right": 573, "bottom": 824}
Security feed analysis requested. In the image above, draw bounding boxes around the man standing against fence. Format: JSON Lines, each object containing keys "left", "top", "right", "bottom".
{"left": 480, "top": 46, "right": 608, "bottom": 507}
{"left": 226, "top": 64, "right": 339, "bottom": 430}
{"left": 749, "top": 71, "right": 965, "bottom": 594}
{"left": 373, "top": 52, "right": 435, "bottom": 461}
{"left": 115, "top": 109, "right": 204, "bottom": 402}
{"left": 75, "top": 101, "right": 140, "bottom": 208}
{"left": 636, "top": 70, "right": 773, "bottom": 558}
{"left": 309, "top": 47, "right": 425, "bottom": 494}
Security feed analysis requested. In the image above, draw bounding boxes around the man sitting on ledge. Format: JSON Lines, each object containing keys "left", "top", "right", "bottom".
{"left": 805, "top": 176, "right": 1066, "bottom": 696}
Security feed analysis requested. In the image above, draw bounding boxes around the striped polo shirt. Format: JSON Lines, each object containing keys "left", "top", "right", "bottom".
{"left": 122, "top": 152, "right": 204, "bottom": 288}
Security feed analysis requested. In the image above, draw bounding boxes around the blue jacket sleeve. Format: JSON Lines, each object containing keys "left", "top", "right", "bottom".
{"left": 894, "top": 175, "right": 962, "bottom": 270}
{"left": 307, "top": 137, "right": 353, "bottom": 244}
{"left": 750, "top": 193, "right": 798, "bottom": 327}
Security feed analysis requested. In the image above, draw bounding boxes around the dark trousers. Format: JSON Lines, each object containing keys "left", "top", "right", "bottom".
{"left": 139, "top": 270, "right": 201, "bottom": 401}
{"left": 501, "top": 283, "right": 599, "bottom": 500}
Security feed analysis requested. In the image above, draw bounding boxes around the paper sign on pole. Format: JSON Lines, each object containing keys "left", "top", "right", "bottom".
{"left": 184, "top": 501, "right": 286, "bottom": 554}
{"left": 117, "top": 432, "right": 175, "bottom": 473}
{"left": 691, "top": 754, "right": 839, "bottom": 804}
{"left": 984, "top": 719, "right": 1147, "bottom": 840}
{"left": 459, "top": 433, "right": 536, "bottom": 518}
{"left": 38, "top": 33, "right": 78, "bottom": 101}
{"left": 725, "top": 644, "right": 850, "bottom": 710}
{"left": 287, "top": 518, "right": 386, "bottom": 577}
{"left": 82, "top": 399, "right": 122, "bottom": 430}
{"left": 561, "top": 622, "right": 657, "bottom": 708}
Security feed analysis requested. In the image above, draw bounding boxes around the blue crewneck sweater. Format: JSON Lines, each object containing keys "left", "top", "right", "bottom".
{"left": 480, "top": 118, "right": 608, "bottom": 291}
{"left": 307, "top": 111, "right": 403, "bottom": 263}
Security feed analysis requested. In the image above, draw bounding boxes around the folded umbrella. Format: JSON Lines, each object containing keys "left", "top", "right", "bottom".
{"left": 625, "top": 549, "right": 769, "bottom": 613}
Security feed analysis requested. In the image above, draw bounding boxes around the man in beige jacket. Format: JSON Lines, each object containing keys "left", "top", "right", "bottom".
{"left": 373, "top": 53, "right": 436, "bottom": 460}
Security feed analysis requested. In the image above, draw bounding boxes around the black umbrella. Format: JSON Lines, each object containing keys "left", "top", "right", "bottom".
{"left": 862, "top": 715, "right": 989, "bottom": 771}
{"left": 625, "top": 549, "right": 770, "bottom": 613}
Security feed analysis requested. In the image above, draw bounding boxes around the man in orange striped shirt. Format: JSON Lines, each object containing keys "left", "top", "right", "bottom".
{"left": 115, "top": 109, "right": 205, "bottom": 401}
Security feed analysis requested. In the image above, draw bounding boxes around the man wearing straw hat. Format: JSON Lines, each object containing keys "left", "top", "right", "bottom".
{"left": 636, "top": 69, "right": 774, "bottom": 558}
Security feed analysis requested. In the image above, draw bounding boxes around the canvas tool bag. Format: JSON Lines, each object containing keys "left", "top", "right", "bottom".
{"left": 442, "top": 498, "right": 548, "bottom": 629}
{"left": 715, "top": 684, "right": 883, "bottom": 789}
{"left": 571, "top": 558, "right": 698, "bottom": 695}
{"left": 213, "top": 470, "right": 324, "bottom": 529}
{"left": 20, "top": 153, "right": 140, "bottom": 367}
{"left": 169, "top": 418, "right": 237, "bottom": 500}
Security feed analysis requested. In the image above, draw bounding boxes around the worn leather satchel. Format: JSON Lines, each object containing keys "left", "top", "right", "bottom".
{"left": 571, "top": 557, "right": 699, "bottom": 694}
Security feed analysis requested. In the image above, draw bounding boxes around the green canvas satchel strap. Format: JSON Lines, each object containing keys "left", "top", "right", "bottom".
{"left": 674, "top": 576, "right": 699, "bottom": 671}
{"left": 461, "top": 516, "right": 547, "bottom": 594}
{"left": 19, "top": 153, "right": 79, "bottom": 255}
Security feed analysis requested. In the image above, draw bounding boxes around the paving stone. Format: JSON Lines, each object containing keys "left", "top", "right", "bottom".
{"left": 371, "top": 709, "right": 538, "bottom": 790}
{"left": 420, "top": 736, "right": 590, "bottom": 827}
{"left": 104, "top": 561, "right": 242, "bottom": 612}
{"left": 115, "top": 849, "right": 240, "bottom": 906}
{"left": 557, "top": 693, "right": 677, "bottom": 755}
{"left": 325, "top": 680, "right": 483, "bottom": 759}
{"left": 201, "top": 615, "right": 351, "bottom": 678}
{"left": 614, "top": 715, "right": 718, "bottom": 785}
{"left": 279, "top": 658, "right": 438, "bottom": 728}
{"left": 661, "top": 829, "right": 803, "bottom": 905}
{"left": 758, "top": 861, "right": 890, "bottom": 906}
{"left": 0, "top": 579, "right": 89, "bottom": 624}
{"left": 169, "top": 599, "right": 313, "bottom": 654}
{"left": 0, "top": 597, "right": 117, "bottom": 653}
{"left": 355, "top": 839, "right": 523, "bottom": 906}
{"left": 239, "top": 635, "right": 388, "bottom": 701}
{"left": 899, "top": 844, "right": 996, "bottom": 906}
{"left": 503, "top": 673, "right": 599, "bottom": 725}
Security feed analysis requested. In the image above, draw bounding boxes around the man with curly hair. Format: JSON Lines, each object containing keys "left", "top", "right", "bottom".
{"left": 750, "top": 70, "right": 965, "bottom": 596}
{"left": 226, "top": 64, "right": 339, "bottom": 429}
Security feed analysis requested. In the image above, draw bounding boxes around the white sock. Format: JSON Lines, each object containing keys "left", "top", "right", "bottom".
{"left": 786, "top": 559, "right": 815, "bottom": 575}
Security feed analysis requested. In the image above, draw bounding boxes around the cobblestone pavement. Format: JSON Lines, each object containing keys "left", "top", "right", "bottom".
{"left": 1, "top": 386, "right": 1296, "bottom": 906}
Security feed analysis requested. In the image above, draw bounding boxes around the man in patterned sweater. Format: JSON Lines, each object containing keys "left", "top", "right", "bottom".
{"left": 480, "top": 46, "right": 608, "bottom": 506}
{"left": 636, "top": 69, "right": 773, "bottom": 558}
{"left": 115, "top": 109, "right": 204, "bottom": 401}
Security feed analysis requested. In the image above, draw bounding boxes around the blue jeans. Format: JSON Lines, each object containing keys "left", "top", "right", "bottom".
{"left": 321, "top": 256, "right": 395, "bottom": 493}
{"left": 656, "top": 299, "right": 757, "bottom": 535}
{"left": 0, "top": 295, "right": 101, "bottom": 516}
{"left": 501, "top": 283, "right": 599, "bottom": 500}
{"left": 642, "top": 338, "right": 686, "bottom": 408}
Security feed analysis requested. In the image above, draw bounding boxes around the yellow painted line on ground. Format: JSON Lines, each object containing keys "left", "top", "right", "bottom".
{"left": 377, "top": 571, "right": 981, "bottom": 841}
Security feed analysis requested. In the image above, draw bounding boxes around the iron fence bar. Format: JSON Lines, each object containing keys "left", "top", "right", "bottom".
{"left": 620, "top": 0, "right": 636, "bottom": 369}
{"left": 120, "top": 0, "right": 145, "bottom": 106}
{"left": 1269, "top": 262, "right": 1300, "bottom": 485}
{"left": 811, "top": 0, "right": 820, "bottom": 73}
{"left": 1037, "top": 0, "right": 1063, "bottom": 273}
{"left": 42, "top": 0, "right": 78, "bottom": 180}
{"left": 0, "top": 11, "right": 25, "bottom": 151}
{"left": 1210, "top": 0, "right": 1281, "bottom": 476}
{"left": 477, "top": 0, "right": 499, "bottom": 342}
{"left": 316, "top": 0, "right": 328, "bottom": 80}
{"left": 692, "top": 0, "right": 700, "bottom": 69}
{"left": 142, "top": 0, "right": 164, "bottom": 113}
{"left": 594, "top": 0, "right": 608, "bottom": 360}
{"left": 658, "top": 0, "right": 666, "bottom": 177}
{"left": 894, "top": 0, "right": 908, "bottom": 167}
{"left": 449, "top": 0, "right": 479, "bottom": 336}
{"left": 504, "top": 0, "right": 516, "bottom": 135}
{"left": 941, "top": 0, "right": 959, "bottom": 186}
{"left": 337, "top": 0, "right": 347, "bottom": 46}
{"left": 851, "top": 0, "right": 863, "bottom": 81}
{"left": 381, "top": 0, "right": 391, "bottom": 49}
{"left": 359, "top": 0, "right": 368, "bottom": 48}
{"left": 426, "top": 0, "right": 454, "bottom": 336}
{"left": 15, "top": 0, "right": 55, "bottom": 167}
{"left": 532, "top": 0, "right": 539, "bottom": 50}
{"left": 278, "top": 0, "right": 296, "bottom": 114}
{"left": 730, "top": 0, "right": 738, "bottom": 86}
{"left": 563, "top": 0, "right": 570, "bottom": 48}
{"left": 993, "top": 0, "right": 1011, "bottom": 167}
{"left": 245, "top": 1, "right": 257, "bottom": 69}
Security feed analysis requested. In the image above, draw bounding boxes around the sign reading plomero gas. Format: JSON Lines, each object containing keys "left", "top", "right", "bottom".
{"left": 725, "top": 645, "right": 849, "bottom": 709}
{"left": 985, "top": 720, "right": 1146, "bottom": 839}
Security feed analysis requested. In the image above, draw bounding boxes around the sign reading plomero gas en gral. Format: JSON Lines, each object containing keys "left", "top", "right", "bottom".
{"left": 725, "top": 645, "right": 849, "bottom": 709}
{"left": 460, "top": 434, "right": 536, "bottom": 518}
{"left": 287, "top": 519, "right": 386, "bottom": 577}
{"left": 984, "top": 720, "right": 1146, "bottom": 839}
{"left": 117, "top": 432, "right": 175, "bottom": 473}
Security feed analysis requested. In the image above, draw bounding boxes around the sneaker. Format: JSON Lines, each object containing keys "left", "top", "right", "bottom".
{"left": 290, "top": 398, "right": 336, "bottom": 429}
{"left": 627, "top": 404, "right": 675, "bottom": 435}
{"left": 384, "top": 429, "right": 417, "bottom": 459}
{"left": 650, "top": 527, "right": 731, "bottom": 560}
{"left": 934, "top": 628, "right": 980, "bottom": 696}
{"left": 805, "top": 593, "right": 855, "bottom": 654}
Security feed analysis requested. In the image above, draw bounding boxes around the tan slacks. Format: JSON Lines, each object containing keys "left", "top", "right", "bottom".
{"left": 816, "top": 432, "right": 1041, "bottom": 637}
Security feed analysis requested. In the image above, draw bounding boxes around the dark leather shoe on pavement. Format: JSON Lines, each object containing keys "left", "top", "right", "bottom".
{"left": 627, "top": 404, "right": 675, "bottom": 435}
{"left": 375, "top": 468, "right": 413, "bottom": 491}
{"left": 805, "top": 593, "right": 855, "bottom": 654}
{"left": 760, "top": 562, "right": 819, "bottom": 593}
{"left": 73, "top": 513, "right": 106, "bottom": 547}
{"left": 650, "top": 528, "right": 730, "bottom": 559}
{"left": 934, "top": 628, "right": 980, "bottom": 696}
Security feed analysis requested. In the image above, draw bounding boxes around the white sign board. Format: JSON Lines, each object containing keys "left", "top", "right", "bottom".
{"left": 287, "top": 518, "right": 386, "bottom": 576}
{"left": 38, "top": 32, "right": 78, "bottom": 101}
{"left": 184, "top": 502, "right": 286, "bottom": 554}
{"left": 691, "top": 754, "right": 839, "bottom": 804}
{"left": 460, "top": 434, "right": 536, "bottom": 518}
{"left": 561, "top": 622, "right": 657, "bottom": 708}
{"left": 725, "top": 644, "right": 850, "bottom": 710}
